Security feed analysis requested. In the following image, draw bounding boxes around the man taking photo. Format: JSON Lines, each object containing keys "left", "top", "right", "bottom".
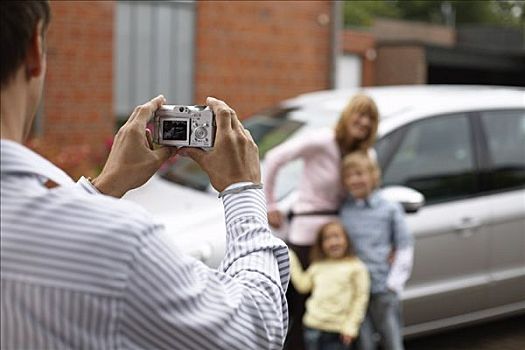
{"left": 0, "top": 2, "right": 289, "bottom": 349}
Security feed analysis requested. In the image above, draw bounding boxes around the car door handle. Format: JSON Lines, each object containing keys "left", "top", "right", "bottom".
{"left": 454, "top": 217, "right": 481, "bottom": 236}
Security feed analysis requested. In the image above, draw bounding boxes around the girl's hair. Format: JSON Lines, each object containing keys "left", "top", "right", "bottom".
{"left": 310, "top": 221, "right": 353, "bottom": 262}
{"left": 335, "top": 93, "right": 379, "bottom": 156}
{"left": 342, "top": 150, "right": 382, "bottom": 189}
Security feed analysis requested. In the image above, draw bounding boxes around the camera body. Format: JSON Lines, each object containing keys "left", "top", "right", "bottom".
{"left": 152, "top": 105, "right": 216, "bottom": 148}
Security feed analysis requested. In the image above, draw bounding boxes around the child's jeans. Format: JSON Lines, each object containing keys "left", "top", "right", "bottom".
{"left": 356, "top": 291, "right": 404, "bottom": 350}
{"left": 304, "top": 327, "right": 349, "bottom": 350}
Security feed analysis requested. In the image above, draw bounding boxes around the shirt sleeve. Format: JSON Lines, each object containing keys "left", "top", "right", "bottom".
{"left": 120, "top": 188, "right": 290, "bottom": 350}
{"left": 386, "top": 203, "right": 414, "bottom": 294}
{"left": 76, "top": 176, "right": 101, "bottom": 195}
{"left": 288, "top": 250, "right": 313, "bottom": 294}
{"left": 342, "top": 261, "right": 370, "bottom": 337}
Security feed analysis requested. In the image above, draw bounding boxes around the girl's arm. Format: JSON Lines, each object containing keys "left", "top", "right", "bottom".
{"left": 288, "top": 249, "right": 314, "bottom": 294}
{"left": 342, "top": 261, "right": 370, "bottom": 337}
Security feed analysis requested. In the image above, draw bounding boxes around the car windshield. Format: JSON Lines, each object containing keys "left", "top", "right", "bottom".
{"left": 159, "top": 107, "right": 305, "bottom": 192}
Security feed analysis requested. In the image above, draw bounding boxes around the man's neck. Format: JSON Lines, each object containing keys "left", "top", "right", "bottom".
{"left": 1, "top": 70, "right": 31, "bottom": 143}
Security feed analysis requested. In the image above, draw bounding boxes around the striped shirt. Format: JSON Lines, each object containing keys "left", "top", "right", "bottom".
{"left": 0, "top": 140, "right": 290, "bottom": 350}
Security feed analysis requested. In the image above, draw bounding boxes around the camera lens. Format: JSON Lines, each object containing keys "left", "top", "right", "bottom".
{"left": 179, "top": 107, "right": 185, "bottom": 112}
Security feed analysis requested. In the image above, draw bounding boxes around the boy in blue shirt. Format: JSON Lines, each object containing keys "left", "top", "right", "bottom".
{"left": 339, "top": 151, "right": 414, "bottom": 350}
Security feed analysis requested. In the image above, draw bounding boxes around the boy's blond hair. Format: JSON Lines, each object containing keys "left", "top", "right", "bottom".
{"left": 342, "top": 151, "right": 382, "bottom": 189}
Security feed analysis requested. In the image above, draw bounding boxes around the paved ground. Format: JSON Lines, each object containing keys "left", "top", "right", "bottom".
{"left": 405, "top": 314, "right": 525, "bottom": 350}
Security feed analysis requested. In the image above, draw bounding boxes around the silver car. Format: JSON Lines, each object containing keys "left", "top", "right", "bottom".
{"left": 124, "top": 85, "right": 525, "bottom": 337}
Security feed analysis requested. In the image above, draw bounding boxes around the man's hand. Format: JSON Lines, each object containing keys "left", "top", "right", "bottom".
{"left": 268, "top": 209, "right": 284, "bottom": 228}
{"left": 388, "top": 249, "right": 397, "bottom": 265}
{"left": 179, "top": 97, "right": 260, "bottom": 192}
{"left": 92, "top": 95, "right": 175, "bottom": 197}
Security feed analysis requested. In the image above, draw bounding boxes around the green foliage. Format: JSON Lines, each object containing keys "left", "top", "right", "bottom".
{"left": 344, "top": 0, "right": 525, "bottom": 28}
{"left": 343, "top": 0, "right": 400, "bottom": 27}
{"left": 394, "top": 0, "right": 444, "bottom": 23}
{"left": 491, "top": 0, "right": 525, "bottom": 26}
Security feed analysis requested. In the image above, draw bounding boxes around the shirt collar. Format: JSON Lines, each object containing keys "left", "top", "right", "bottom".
{"left": 367, "top": 190, "right": 381, "bottom": 208}
{"left": 348, "top": 190, "right": 381, "bottom": 208}
{"left": 0, "top": 139, "right": 74, "bottom": 186}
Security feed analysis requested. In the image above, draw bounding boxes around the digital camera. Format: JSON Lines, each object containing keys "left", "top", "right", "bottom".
{"left": 152, "top": 105, "right": 216, "bottom": 148}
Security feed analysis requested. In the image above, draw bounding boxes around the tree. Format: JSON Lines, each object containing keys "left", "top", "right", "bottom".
{"left": 343, "top": 0, "right": 400, "bottom": 27}
{"left": 344, "top": 0, "right": 525, "bottom": 28}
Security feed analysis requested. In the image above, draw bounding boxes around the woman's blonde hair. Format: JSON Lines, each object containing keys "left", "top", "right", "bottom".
{"left": 310, "top": 221, "right": 353, "bottom": 262}
{"left": 335, "top": 93, "right": 379, "bottom": 155}
{"left": 342, "top": 150, "right": 382, "bottom": 189}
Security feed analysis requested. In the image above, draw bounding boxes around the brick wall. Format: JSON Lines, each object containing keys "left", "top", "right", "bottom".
{"left": 32, "top": 1, "right": 115, "bottom": 179}
{"left": 195, "top": 1, "right": 333, "bottom": 118}
{"left": 28, "top": 1, "right": 333, "bottom": 178}
{"left": 372, "top": 18, "right": 456, "bottom": 47}
{"left": 375, "top": 45, "right": 427, "bottom": 85}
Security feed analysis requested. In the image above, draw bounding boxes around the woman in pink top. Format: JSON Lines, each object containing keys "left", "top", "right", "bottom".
{"left": 264, "top": 93, "right": 379, "bottom": 350}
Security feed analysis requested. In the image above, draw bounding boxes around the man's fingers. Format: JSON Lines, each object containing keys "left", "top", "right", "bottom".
{"left": 130, "top": 94, "right": 166, "bottom": 126}
{"left": 207, "top": 96, "right": 235, "bottom": 132}
{"left": 145, "top": 129, "right": 154, "bottom": 150}
{"left": 244, "top": 128, "right": 254, "bottom": 141}
{"left": 230, "top": 108, "right": 244, "bottom": 132}
{"left": 178, "top": 147, "right": 207, "bottom": 166}
{"left": 153, "top": 146, "right": 176, "bottom": 163}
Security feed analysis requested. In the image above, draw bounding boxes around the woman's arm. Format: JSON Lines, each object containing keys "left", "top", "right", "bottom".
{"left": 263, "top": 132, "right": 325, "bottom": 211}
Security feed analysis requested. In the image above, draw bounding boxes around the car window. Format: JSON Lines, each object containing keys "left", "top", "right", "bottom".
{"left": 382, "top": 113, "right": 477, "bottom": 204}
{"left": 243, "top": 114, "right": 304, "bottom": 159}
{"left": 375, "top": 127, "right": 404, "bottom": 171}
{"left": 480, "top": 110, "right": 525, "bottom": 191}
{"left": 159, "top": 107, "right": 305, "bottom": 192}
{"left": 264, "top": 159, "right": 304, "bottom": 201}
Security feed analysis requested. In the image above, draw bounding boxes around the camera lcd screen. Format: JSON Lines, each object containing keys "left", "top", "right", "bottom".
{"left": 163, "top": 120, "right": 188, "bottom": 141}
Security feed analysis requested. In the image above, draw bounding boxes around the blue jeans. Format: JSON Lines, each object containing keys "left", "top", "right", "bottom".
{"left": 303, "top": 327, "right": 350, "bottom": 350}
{"left": 356, "top": 291, "right": 404, "bottom": 350}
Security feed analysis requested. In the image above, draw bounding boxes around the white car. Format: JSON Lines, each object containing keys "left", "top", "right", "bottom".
{"left": 123, "top": 85, "right": 525, "bottom": 336}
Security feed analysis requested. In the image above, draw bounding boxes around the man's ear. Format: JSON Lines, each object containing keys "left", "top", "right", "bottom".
{"left": 25, "top": 21, "right": 46, "bottom": 79}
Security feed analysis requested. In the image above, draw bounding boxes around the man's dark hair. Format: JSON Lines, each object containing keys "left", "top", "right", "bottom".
{"left": 0, "top": 1, "right": 51, "bottom": 87}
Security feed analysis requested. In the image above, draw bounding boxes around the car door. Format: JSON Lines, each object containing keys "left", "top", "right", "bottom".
{"left": 476, "top": 109, "right": 525, "bottom": 311}
{"left": 376, "top": 112, "right": 491, "bottom": 332}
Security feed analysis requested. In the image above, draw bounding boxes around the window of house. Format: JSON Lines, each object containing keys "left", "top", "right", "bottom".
{"left": 114, "top": 1, "right": 196, "bottom": 119}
